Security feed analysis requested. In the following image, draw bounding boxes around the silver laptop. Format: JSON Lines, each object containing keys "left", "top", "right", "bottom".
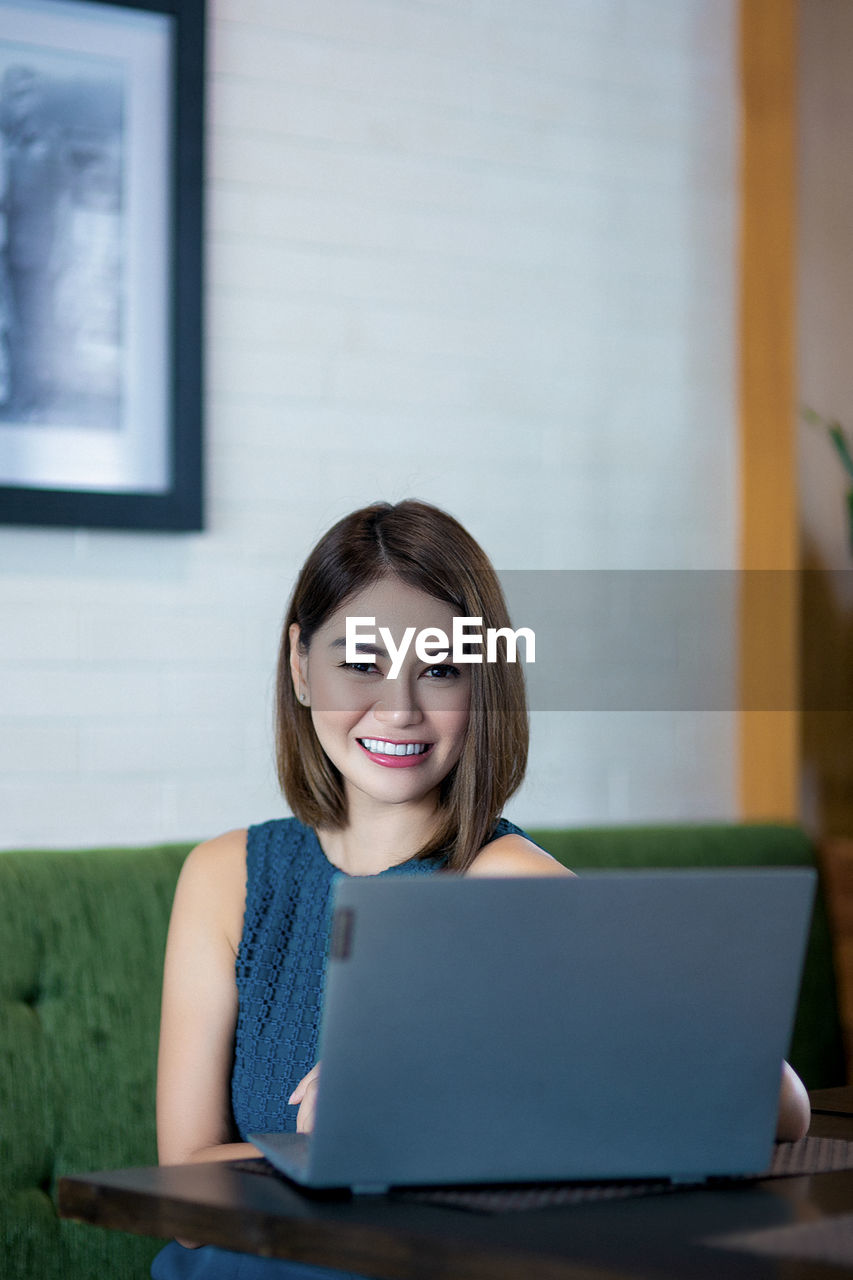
{"left": 251, "top": 869, "right": 814, "bottom": 1193}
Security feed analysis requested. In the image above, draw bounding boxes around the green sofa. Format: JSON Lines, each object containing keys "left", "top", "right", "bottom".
{"left": 0, "top": 824, "right": 844, "bottom": 1280}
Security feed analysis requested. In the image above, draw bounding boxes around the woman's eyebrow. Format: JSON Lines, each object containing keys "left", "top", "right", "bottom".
{"left": 330, "top": 636, "right": 389, "bottom": 659}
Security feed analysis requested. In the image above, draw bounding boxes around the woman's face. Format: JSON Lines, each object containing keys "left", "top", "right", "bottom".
{"left": 290, "top": 576, "right": 471, "bottom": 814}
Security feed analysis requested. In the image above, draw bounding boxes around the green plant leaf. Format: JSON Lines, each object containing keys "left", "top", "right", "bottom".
{"left": 801, "top": 405, "right": 853, "bottom": 480}
{"left": 828, "top": 425, "right": 853, "bottom": 480}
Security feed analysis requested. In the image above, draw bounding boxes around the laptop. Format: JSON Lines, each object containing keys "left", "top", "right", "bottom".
{"left": 251, "top": 869, "right": 815, "bottom": 1193}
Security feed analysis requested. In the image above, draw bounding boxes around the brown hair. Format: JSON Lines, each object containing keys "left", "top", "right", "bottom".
{"left": 275, "top": 499, "right": 528, "bottom": 871}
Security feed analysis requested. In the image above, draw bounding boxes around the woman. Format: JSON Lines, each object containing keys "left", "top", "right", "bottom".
{"left": 153, "top": 499, "right": 566, "bottom": 1279}
{"left": 152, "top": 500, "right": 810, "bottom": 1279}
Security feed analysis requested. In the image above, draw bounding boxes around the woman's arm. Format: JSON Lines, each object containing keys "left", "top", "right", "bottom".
{"left": 156, "top": 829, "right": 260, "bottom": 1167}
{"left": 776, "top": 1060, "right": 810, "bottom": 1141}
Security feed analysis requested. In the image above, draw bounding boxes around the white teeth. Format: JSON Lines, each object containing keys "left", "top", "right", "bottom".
{"left": 361, "top": 738, "right": 428, "bottom": 756}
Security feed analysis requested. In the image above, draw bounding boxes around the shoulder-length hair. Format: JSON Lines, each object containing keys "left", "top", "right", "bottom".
{"left": 276, "top": 499, "right": 528, "bottom": 872}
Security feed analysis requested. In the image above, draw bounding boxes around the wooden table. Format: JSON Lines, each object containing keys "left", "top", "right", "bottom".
{"left": 58, "top": 1091, "right": 853, "bottom": 1280}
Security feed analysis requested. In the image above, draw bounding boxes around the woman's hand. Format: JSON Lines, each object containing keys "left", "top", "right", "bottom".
{"left": 289, "top": 1062, "right": 321, "bottom": 1133}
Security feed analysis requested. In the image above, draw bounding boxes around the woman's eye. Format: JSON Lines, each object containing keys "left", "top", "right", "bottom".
{"left": 424, "top": 664, "right": 461, "bottom": 679}
{"left": 341, "top": 661, "right": 380, "bottom": 675}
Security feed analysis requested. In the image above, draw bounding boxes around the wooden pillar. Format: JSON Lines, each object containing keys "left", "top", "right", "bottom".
{"left": 738, "top": 0, "right": 799, "bottom": 818}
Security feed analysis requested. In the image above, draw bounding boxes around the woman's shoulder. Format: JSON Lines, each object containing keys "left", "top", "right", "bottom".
{"left": 174, "top": 829, "right": 249, "bottom": 953}
{"left": 466, "top": 820, "right": 574, "bottom": 878}
{"left": 180, "top": 827, "right": 249, "bottom": 879}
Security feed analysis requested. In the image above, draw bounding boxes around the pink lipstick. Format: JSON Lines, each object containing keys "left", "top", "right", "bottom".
{"left": 357, "top": 739, "right": 434, "bottom": 768}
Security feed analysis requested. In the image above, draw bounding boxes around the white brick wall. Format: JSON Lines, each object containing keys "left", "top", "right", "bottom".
{"left": 0, "top": 0, "right": 738, "bottom": 848}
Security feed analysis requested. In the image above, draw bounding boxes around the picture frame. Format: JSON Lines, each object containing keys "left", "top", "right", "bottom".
{"left": 0, "top": 0, "right": 204, "bottom": 532}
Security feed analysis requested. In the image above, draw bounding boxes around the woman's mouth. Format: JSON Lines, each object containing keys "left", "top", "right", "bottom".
{"left": 357, "top": 738, "right": 434, "bottom": 768}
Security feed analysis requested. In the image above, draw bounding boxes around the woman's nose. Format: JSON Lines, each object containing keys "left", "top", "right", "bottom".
{"left": 373, "top": 676, "right": 423, "bottom": 726}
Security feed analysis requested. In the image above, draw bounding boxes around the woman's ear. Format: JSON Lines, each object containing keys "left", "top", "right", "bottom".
{"left": 289, "top": 623, "right": 309, "bottom": 706}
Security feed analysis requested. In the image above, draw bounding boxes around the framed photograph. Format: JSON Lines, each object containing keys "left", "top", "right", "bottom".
{"left": 0, "top": 0, "right": 203, "bottom": 532}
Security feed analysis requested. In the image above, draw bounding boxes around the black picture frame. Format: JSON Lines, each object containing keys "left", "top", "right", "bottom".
{"left": 0, "top": 0, "right": 204, "bottom": 532}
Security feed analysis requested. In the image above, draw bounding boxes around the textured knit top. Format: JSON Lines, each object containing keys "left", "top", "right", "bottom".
{"left": 230, "top": 815, "right": 527, "bottom": 1139}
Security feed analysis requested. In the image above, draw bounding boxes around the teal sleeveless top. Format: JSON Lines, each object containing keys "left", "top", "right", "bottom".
{"left": 230, "top": 815, "right": 527, "bottom": 1139}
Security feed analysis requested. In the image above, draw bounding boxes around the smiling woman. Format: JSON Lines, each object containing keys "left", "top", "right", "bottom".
{"left": 276, "top": 500, "right": 533, "bottom": 874}
{"left": 151, "top": 499, "right": 562, "bottom": 1280}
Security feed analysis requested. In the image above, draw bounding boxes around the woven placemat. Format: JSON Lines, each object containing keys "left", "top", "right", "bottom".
{"left": 228, "top": 1136, "right": 853, "bottom": 1214}
{"left": 765, "top": 1135, "right": 853, "bottom": 1177}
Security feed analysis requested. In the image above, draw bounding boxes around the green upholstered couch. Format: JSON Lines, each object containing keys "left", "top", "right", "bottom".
{"left": 0, "top": 824, "right": 845, "bottom": 1280}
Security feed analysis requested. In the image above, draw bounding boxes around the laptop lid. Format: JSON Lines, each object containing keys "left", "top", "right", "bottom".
{"left": 254, "top": 869, "right": 814, "bottom": 1190}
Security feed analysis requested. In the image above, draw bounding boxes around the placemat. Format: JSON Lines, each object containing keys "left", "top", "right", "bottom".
{"left": 766, "top": 1135, "right": 853, "bottom": 1176}
{"left": 229, "top": 1136, "right": 853, "bottom": 1214}
{"left": 393, "top": 1177, "right": 679, "bottom": 1212}
{"left": 394, "top": 1138, "right": 853, "bottom": 1213}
